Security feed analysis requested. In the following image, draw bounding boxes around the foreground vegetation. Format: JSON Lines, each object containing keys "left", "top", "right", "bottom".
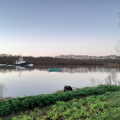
{"left": 1, "top": 88, "right": 120, "bottom": 120}
{"left": 1, "top": 85, "right": 120, "bottom": 117}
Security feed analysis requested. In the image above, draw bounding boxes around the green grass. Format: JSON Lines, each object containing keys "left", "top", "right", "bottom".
{"left": 1, "top": 89, "right": 120, "bottom": 120}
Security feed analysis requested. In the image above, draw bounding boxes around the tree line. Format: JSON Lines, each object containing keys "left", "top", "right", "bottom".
{"left": 0, "top": 55, "right": 119, "bottom": 66}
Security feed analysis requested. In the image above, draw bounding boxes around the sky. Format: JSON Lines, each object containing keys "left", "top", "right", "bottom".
{"left": 0, "top": 0, "right": 120, "bottom": 57}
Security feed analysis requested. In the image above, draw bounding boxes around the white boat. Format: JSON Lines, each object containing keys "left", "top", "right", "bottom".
{"left": 7, "top": 56, "right": 33, "bottom": 67}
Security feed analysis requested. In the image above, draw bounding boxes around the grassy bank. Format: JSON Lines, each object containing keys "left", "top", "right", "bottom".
{"left": 5, "top": 90, "right": 120, "bottom": 120}
{"left": 0, "top": 85, "right": 120, "bottom": 119}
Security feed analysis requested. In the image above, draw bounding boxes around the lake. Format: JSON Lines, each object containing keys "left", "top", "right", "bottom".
{"left": 0, "top": 66, "right": 120, "bottom": 99}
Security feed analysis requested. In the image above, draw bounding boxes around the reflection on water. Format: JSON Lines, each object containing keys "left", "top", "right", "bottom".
{"left": 16, "top": 66, "right": 25, "bottom": 77}
{"left": 0, "top": 66, "right": 120, "bottom": 98}
{"left": 62, "top": 67, "right": 120, "bottom": 73}
{"left": 0, "top": 84, "right": 6, "bottom": 100}
{"left": 91, "top": 71, "right": 120, "bottom": 86}
{"left": 16, "top": 66, "right": 25, "bottom": 71}
{"left": 0, "top": 66, "right": 120, "bottom": 73}
{"left": 104, "top": 72, "right": 120, "bottom": 85}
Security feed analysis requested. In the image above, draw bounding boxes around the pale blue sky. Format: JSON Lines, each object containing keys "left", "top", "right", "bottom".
{"left": 0, "top": 0, "right": 120, "bottom": 56}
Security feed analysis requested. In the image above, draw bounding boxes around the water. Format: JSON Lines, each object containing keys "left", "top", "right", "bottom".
{"left": 0, "top": 66, "right": 120, "bottom": 98}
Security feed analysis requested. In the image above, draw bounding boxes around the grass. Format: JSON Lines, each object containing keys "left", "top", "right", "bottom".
{"left": 1, "top": 86, "right": 120, "bottom": 120}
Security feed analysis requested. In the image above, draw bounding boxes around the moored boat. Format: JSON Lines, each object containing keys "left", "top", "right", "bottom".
{"left": 7, "top": 56, "right": 33, "bottom": 67}
{"left": 48, "top": 68, "right": 62, "bottom": 72}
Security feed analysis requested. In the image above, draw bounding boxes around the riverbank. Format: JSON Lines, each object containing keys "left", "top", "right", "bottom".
{"left": 1, "top": 85, "right": 120, "bottom": 119}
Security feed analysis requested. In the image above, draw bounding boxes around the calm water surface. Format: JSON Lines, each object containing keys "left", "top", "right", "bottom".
{"left": 0, "top": 66, "right": 120, "bottom": 98}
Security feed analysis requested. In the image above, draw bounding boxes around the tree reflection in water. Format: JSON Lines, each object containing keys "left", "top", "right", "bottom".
{"left": 0, "top": 83, "right": 6, "bottom": 100}
{"left": 105, "top": 72, "right": 120, "bottom": 85}
{"left": 91, "top": 72, "right": 120, "bottom": 86}
{"left": 91, "top": 78, "right": 103, "bottom": 86}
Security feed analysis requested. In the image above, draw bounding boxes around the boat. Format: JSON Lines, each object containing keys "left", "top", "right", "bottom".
{"left": 7, "top": 56, "right": 33, "bottom": 67}
{"left": 48, "top": 68, "right": 62, "bottom": 72}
